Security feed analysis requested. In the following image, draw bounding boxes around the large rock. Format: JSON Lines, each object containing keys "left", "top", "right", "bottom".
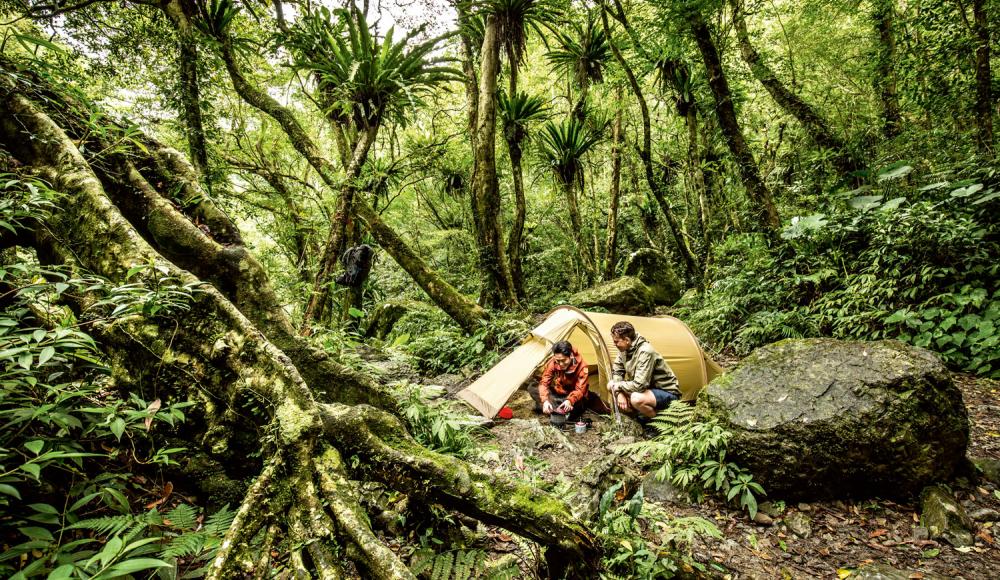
{"left": 698, "top": 339, "right": 969, "bottom": 499}
{"left": 622, "top": 248, "right": 683, "bottom": 305}
{"left": 569, "top": 276, "right": 654, "bottom": 315}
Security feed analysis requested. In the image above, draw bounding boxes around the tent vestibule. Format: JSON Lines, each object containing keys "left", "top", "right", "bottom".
{"left": 456, "top": 306, "right": 722, "bottom": 418}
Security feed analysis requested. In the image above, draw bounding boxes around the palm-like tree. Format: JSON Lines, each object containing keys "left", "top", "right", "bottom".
{"left": 499, "top": 91, "right": 547, "bottom": 298}
{"left": 283, "top": 5, "right": 461, "bottom": 331}
{"left": 289, "top": 7, "right": 460, "bottom": 131}
{"left": 536, "top": 116, "right": 602, "bottom": 281}
{"left": 546, "top": 11, "right": 611, "bottom": 121}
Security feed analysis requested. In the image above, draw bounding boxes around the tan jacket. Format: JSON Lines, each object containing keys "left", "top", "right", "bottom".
{"left": 610, "top": 335, "right": 681, "bottom": 395}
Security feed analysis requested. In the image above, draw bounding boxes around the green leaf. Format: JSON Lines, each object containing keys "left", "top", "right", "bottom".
{"left": 348, "top": 307, "right": 365, "bottom": 318}
{"left": 47, "top": 564, "right": 76, "bottom": 580}
{"left": 38, "top": 346, "right": 55, "bottom": 365}
{"left": 876, "top": 164, "right": 911, "bottom": 182}
{"left": 921, "top": 548, "right": 940, "bottom": 558}
{"left": 19, "top": 526, "right": 54, "bottom": 541}
{"left": 25, "top": 440, "right": 45, "bottom": 455}
{"left": 110, "top": 417, "right": 126, "bottom": 441}
{"left": 18, "top": 351, "right": 32, "bottom": 369}
{"left": 0, "top": 483, "right": 21, "bottom": 499}
{"left": 21, "top": 462, "right": 41, "bottom": 479}
{"left": 100, "top": 558, "right": 171, "bottom": 578}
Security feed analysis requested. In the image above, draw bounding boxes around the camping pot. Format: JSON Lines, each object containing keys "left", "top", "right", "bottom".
{"left": 574, "top": 421, "right": 587, "bottom": 434}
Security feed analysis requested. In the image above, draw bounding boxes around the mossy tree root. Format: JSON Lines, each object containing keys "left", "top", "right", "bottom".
{"left": 321, "top": 403, "right": 601, "bottom": 574}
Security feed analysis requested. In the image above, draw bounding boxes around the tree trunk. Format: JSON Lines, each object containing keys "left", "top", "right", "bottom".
{"left": 471, "top": 18, "right": 518, "bottom": 309}
{"left": 688, "top": 11, "right": 780, "bottom": 232}
{"left": 562, "top": 176, "right": 596, "bottom": 284}
{"left": 600, "top": 4, "right": 702, "bottom": 282}
{"left": 300, "top": 122, "right": 379, "bottom": 335}
{"left": 973, "top": 0, "right": 994, "bottom": 157}
{"left": 505, "top": 124, "right": 528, "bottom": 301}
{"left": 0, "top": 63, "right": 598, "bottom": 579}
{"left": 161, "top": 0, "right": 210, "bottom": 177}
{"left": 873, "top": 0, "right": 903, "bottom": 139}
{"left": 215, "top": 35, "right": 488, "bottom": 333}
{"left": 604, "top": 98, "right": 623, "bottom": 281}
{"left": 731, "top": 1, "right": 860, "bottom": 175}
{"left": 504, "top": 54, "right": 528, "bottom": 301}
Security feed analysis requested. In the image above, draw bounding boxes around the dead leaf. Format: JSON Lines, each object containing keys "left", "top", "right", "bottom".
{"left": 145, "top": 481, "right": 173, "bottom": 510}
{"left": 869, "top": 528, "right": 889, "bottom": 539}
{"left": 977, "top": 529, "right": 994, "bottom": 545}
{"left": 144, "top": 398, "right": 161, "bottom": 431}
{"left": 908, "top": 573, "right": 924, "bottom": 579}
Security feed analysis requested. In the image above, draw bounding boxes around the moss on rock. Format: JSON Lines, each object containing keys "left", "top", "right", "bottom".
{"left": 697, "top": 338, "right": 970, "bottom": 500}
{"left": 622, "top": 248, "right": 683, "bottom": 305}
{"left": 569, "top": 276, "right": 655, "bottom": 315}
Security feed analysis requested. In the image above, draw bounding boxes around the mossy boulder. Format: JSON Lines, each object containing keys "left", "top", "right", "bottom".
{"left": 697, "top": 338, "right": 969, "bottom": 500}
{"left": 622, "top": 248, "right": 683, "bottom": 305}
{"left": 570, "top": 276, "right": 655, "bottom": 315}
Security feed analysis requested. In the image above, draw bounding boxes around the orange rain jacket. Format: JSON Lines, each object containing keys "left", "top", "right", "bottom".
{"left": 537, "top": 346, "right": 590, "bottom": 405}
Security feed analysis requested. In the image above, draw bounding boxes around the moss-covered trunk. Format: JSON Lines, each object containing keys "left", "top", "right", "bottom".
{"left": 471, "top": 17, "right": 518, "bottom": 309}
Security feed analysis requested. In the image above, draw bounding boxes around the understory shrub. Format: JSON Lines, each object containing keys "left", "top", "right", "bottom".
{"left": 619, "top": 403, "right": 765, "bottom": 518}
{"left": 680, "top": 161, "right": 1000, "bottom": 377}
{"left": 1, "top": 175, "right": 228, "bottom": 578}
{"left": 596, "top": 480, "right": 722, "bottom": 579}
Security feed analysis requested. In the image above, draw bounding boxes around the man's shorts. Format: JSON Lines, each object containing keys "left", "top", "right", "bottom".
{"left": 651, "top": 388, "right": 679, "bottom": 410}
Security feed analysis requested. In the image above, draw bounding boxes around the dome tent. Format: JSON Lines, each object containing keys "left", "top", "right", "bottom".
{"left": 457, "top": 306, "right": 723, "bottom": 418}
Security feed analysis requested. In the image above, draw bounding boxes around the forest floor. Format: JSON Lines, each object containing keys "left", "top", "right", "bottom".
{"left": 447, "top": 367, "right": 1000, "bottom": 579}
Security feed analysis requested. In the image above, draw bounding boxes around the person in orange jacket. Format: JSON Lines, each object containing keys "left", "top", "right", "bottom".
{"left": 535, "top": 340, "right": 597, "bottom": 422}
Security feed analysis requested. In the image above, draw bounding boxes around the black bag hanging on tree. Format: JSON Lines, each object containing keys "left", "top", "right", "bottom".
{"left": 336, "top": 244, "right": 374, "bottom": 287}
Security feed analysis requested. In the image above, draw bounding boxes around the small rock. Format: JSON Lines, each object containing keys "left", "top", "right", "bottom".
{"left": 796, "top": 502, "right": 813, "bottom": 512}
{"left": 973, "top": 457, "right": 1000, "bottom": 485}
{"left": 752, "top": 511, "right": 774, "bottom": 526}
{"left": 969, "top": 507, "right": 1000, "bottom": 522}
{"left": 641, "top": 471, "right": 688, "bottom": 504}
{"left": 912, "top": 526, "right": 929, "bottom": 541}
{"left": 758, "top": 501, "right": 783, "bottom": 517}
{"left": 784, "top": 512, "right": 812, "bottom": 538}
{"left": 920, "top": 485, "right": 976, "bottom": 547}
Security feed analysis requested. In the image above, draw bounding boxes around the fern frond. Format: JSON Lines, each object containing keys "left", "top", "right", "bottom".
{"left": 161, "top": 531, "right": 208, "bottom": 559}
{"left": 202, "top": 505, "right": 235, "bottom": 536}
{"left": 66, "top": 514, "right": 136, "bottom": 536}
{"left": 165, "top": 503, "right": 198, "bottom": 530}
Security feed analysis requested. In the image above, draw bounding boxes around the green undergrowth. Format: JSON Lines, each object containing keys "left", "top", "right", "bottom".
{"left": 1, "top": 175, "right": 230, "bottom": 578}
{"left": 679, "top": 160, "right": 1000, "bottom": 378}
{"left": 619, "top": 403, "right": 765, "bottom": 518}
{"left": 398, "top": 383, "right": 487, "bottom": 458}
{"left": 595, "top": 482, "right": 722, "bottom": 579}
{"left": 386, "top": 309, "right": 532, "bottom": 375}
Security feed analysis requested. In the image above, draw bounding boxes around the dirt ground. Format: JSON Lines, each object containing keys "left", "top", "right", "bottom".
{"left": 474, "top": 374, "right": 1000, "bottom": 579}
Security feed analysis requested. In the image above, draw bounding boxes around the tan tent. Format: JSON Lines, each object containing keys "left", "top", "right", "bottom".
{"left": 457, "top": 306, "right": 723, "bottom": 418}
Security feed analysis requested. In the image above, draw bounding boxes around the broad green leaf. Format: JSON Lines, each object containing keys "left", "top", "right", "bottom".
{"left": 25, "top": 440, "right": 44, "bottom": 455}
{"left": 38, "top": 346, "right": 55, "bottom": 365}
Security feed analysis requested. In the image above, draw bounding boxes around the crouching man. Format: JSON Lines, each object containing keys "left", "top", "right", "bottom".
{"left": 607, "top": 321, "right": 681, "bottom": 419}
{"left": 532, "top": 340, "right": 603, "bottom": 423}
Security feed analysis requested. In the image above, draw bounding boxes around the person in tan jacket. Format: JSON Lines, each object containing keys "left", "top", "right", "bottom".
{"left": 607, "top": 321, "right": 681, "bottom": 418}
